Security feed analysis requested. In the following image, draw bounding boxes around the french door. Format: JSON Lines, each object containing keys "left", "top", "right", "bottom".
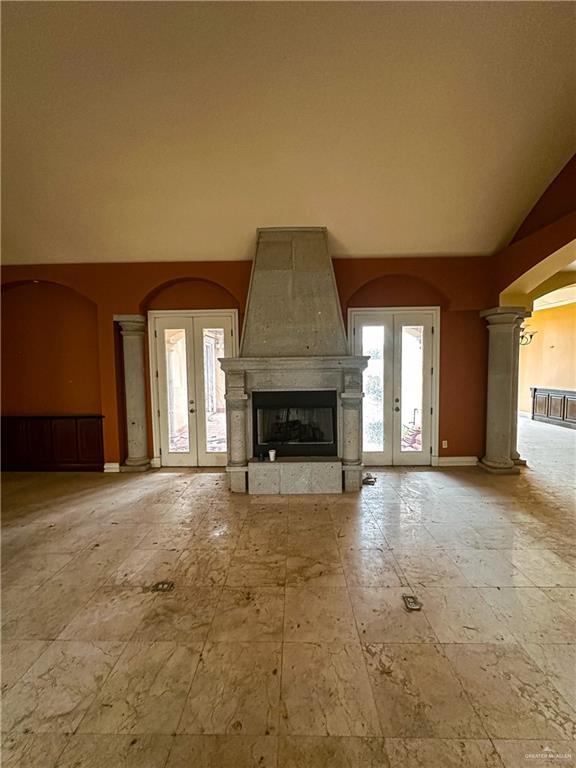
{"left": 349, "top": 309, "right": 437, "bottom": 466}
{"left": 150, "top": 312, "right": 237, "bottom": 467}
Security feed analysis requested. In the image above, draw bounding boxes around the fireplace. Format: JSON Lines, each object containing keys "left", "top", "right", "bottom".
{"left": 252, "top": 390, "right": 337, "bottom": 457}
{"left": 220, "top": 227, "right": 368, "bottom": 493}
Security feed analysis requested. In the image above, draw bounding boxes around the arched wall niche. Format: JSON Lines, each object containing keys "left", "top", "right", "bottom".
{"left": 346, "top": 274, "right": 449, "bottom": 310}
{"left": 1, "top": 280, "right": 101, "bottom": 415}
{"left": 140, "top": 277, "right": 242, "bottom": 313}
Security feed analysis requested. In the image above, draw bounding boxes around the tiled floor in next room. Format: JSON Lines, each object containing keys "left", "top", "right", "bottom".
{"left": 1, "top": 416, "right": 575, "bottom": 767}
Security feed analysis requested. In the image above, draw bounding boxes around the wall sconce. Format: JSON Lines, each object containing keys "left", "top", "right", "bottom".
{"left": 519, "top": 329, "right": 537, "bottom": 346}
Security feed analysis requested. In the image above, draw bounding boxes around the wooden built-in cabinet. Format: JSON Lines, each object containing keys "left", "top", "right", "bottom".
{"left": 1, "top": 415, "right": 104, "bottom": 470}
{"left": 531, "top": 388, "right": 576, "bottom": 430}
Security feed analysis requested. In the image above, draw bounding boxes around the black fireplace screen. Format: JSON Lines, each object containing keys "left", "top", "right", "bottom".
{"left": 252, "top": 390, "right": 337, "bottom": 457}
{"left": 257, "top": 407, "right": 334, "bottom": 445}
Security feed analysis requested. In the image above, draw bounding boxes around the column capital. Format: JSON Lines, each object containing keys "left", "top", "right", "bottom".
{"left": 225, "top": 394, "right": 248, "bottom": 410}
{"left": 480, "top": 306, "right": 530, "bottom": 327}
{"left": 341, "top": 392, "right": 363, "bottom": 409}
{"left": 114, "top": 314, "right": 146, "bottom": 336}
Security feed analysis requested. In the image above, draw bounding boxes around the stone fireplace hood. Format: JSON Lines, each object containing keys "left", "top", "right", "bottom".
{"left": 220, "top": 227, "right": 368, "bottom": 493}
{"left": 240, "top": 227, "right": 348, "bottom": 357}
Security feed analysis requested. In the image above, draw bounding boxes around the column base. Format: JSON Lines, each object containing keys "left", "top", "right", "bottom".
{"left": 226, "top": 465, "right": 248, "bottom": 493}
{"left": 511, "top": 454, "right": 528, "bottom": 466}
{"left": 343, "top": 465, "right": 363, "bottom": 492}
{"left": 121, "top": 457, "right": 150, "bottom": 472}
{"left": 479, "top": 457, "right": 520, "bottom": 475}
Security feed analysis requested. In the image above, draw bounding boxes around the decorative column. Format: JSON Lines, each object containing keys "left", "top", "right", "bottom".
{"left": 341, "top": 367, "right": 365, "bottom": 491}
{"left": 510, "top": 313, "right": 530, "bottom": 465}
{"left": 223, "top": 368, "right": 248, "bottom": 492}
{"left": 115, "top": 315, "right": 150, "bottom": 471}
{"left": 480, "top": 307, "right": 528, "bottom": 474}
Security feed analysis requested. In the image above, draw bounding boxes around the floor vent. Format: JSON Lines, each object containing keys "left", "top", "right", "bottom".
{"left": 402, "top": 594, "right": 422, "bottom": 611}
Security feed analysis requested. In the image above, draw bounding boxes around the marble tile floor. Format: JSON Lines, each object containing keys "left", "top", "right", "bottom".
{"left": 1, "top": 418, "right": 575, "bottom": 767}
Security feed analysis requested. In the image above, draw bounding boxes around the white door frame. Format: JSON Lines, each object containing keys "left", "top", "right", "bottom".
{"left": 348, "top": 306, "right": 440, "bottom": 465}
{"left": 148, "top": 309, "right": 239, "bottom": 468}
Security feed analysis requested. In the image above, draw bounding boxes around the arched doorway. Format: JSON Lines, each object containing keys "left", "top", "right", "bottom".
{"left": 141, "top": 278, "right": 240, "bottom": 468}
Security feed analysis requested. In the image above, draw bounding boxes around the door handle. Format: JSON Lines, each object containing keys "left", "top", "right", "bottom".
{"left": 189, "top": 408, "right": 196, "bottom": 414}
{"left": 394, "top": 407, "right": 400, "bottom": 412}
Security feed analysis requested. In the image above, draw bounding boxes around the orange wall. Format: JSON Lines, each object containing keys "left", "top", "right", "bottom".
{"left": 1, "top": 263, "right": 251, "bottom": 463}
{"left": 2, "top": 257, "right": 492, "bottom": 462}
{"left": 512, "top": 155, "right": 576, "bottom": 243}
{"left": 518, "top": 303, "right": 576, "bottom": 412}
{"left": 492, "top": 154, "right": 576, "bottom": 298}
{"left": 438, "top": 311, "right": 487, "bottom": 456}
{"left": 1, "top": 282, "right": 101, "bottom": 415}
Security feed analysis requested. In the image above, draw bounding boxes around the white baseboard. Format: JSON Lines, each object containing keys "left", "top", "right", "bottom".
{"left": 431, "top": 456, "right": 478, "bottom": 467}
{"left": 150, "top": 457, "right": 161, "bottom": 469}
{"left": 103, "top": 462, "right": 120, "bottom": 473}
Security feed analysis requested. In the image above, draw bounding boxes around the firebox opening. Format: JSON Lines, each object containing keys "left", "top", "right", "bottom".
{"left": 252, "top": 390, "right": 338, "bottom": 457}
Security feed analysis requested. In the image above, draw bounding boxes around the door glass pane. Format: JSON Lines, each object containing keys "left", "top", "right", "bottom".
{"left": 164, "top": 329, "right": 190, "bottom": 453}
{"left": 202, "top": 328, "right": 227, "bottom": 452}
{"left": 400, "top": 325, "right": 423, "bottom": 452}
{"left": 362, "top": 325, "right": 384, "bottom": 452}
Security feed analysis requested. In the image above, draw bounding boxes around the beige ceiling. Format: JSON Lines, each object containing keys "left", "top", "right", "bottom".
{"left": 533, "top": 285, "right": 576, "bottom": 311}
{"left": 2, "top": 1, "right": 575, "bottom": 264}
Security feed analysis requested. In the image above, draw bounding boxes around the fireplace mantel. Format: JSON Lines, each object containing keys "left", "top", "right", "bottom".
{"left": 220, "top": 354, "right": 368, "bottom": 493}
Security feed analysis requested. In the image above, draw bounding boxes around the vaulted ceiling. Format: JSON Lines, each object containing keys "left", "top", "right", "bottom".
{"left": 2, "top": 2, "right": 575, "bottom": 264}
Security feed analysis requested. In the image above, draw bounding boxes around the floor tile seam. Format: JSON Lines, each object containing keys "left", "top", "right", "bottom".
{"left": 475, "top": 586, "right": 567, "bottom": 644}
{"left": 35, "top": 732, "right": 74, "bottom": 765}
{"left": 513, "top": 644, "right": 576, "bottom": 714}
{"left": 434, "top": 641, "right": 498, "bottom": 742}
{"left": 1, "top": 544, "right": 98, "bottom": 561}
{"left": 276, "top": 536, "right": 288, "bottom": 768}
{"left": 0, "top": 640, "right": 58, "bottom": 698}
{"left": 337, "top": 538, "right": 385, "bottom": 739}
{"left": 171, "top": 524, "right": 239, "bottom": 736}
{"left": 480, "top": 584, "right": 573, "bottom": 590}
{"left": 47, "top": 581, "right": 110, "bottom": 643}
{"left": 484, "top": 737, "right": 530, "bottom": 768}
{"left": 278, "top": 734, "right": 506, "bottom": 742}
{"left": 63, "top": 637, "right": 132, "bottom": 737}
{"left": 442, "top": 549, "right": 542, "bottom": 590}
{"left": 358, "top": 640, "right": 524, "bottom": 648}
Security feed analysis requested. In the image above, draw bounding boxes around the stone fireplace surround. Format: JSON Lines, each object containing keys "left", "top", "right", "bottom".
{"left": 220, "top": 227, "right": 367, "bottom": 494}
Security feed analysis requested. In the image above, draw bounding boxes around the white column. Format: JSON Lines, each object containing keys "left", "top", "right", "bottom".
{"left": 480, "top": 307, "right": 528, "bottom": 474}
{"left": 115, "top": 315, "right": 150, "bottom": 471}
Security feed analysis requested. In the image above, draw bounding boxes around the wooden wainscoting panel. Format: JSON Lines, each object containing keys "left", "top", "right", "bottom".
{"left": 565, "top": 396, "right": 576, "bottom": 423}
{"left": 531, "top": 388, "right": 576, "bottom": 430}
{"left": 1, "top": 415, "right": 104, "bottom": 470}
{"left": 534, "top": 393, "right": 548, "bottom": 416}
{"left": 548, "top": 394, "right": 564, "bottom": 420}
